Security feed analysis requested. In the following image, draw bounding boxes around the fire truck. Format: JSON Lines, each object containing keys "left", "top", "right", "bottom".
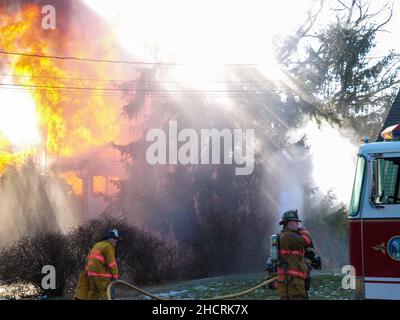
{"left": 349, "top": 124, "right": 400, "bottom": 299}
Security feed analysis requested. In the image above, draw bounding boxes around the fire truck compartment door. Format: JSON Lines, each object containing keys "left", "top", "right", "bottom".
{"left": 362, "top": 154, "right": 400, "bottom": 299}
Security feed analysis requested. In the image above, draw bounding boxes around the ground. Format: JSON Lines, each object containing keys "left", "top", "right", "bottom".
{"left": 0, "top": 272, "right": 352, "bottom": 300}
{"left": 113, "top": 272, "right": 352, "bottom": 300}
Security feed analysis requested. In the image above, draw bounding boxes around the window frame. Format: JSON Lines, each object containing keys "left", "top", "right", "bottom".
{"left": 374, "top": 157, "right": 400, "bottom": 205}
{"left": 349, "top": 154, "right": 366, "bottom": 216}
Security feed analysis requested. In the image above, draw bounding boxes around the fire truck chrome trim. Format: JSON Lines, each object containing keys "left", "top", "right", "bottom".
{"left": 365, "top": 277, "right": 400, "bottom": 283}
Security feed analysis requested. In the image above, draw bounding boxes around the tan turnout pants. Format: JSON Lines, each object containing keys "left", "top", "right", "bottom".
{"left": 278, "top": 276, "right": 308, "bottom": 300}
{"left": 86, "top": 276, "right": 112, "bottom": 300}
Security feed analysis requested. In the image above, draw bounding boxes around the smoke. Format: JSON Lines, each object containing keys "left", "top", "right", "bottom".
{"left": 265, "top": 141, "right": 313, "bottom": 230}
{"left": 264, "top": 118, "right": 358, "bottom": 268}
{"left": 269, "top": 119, "right": 359, "bottom": 269}
{"left": 271, "top": 119, "right": 359, "bottom": 217}
{"left": 299, "top": 121, "right": 359, "bottom": 205}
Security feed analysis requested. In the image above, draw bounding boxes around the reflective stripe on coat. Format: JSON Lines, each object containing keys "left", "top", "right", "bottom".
{"left": 85, "top": 240, "right": 119, "bottom": 280}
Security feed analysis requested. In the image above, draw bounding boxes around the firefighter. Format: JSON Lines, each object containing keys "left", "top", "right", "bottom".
{"left": 277, "top": 209, "right": 321, "bottom": 300}
{"left": 85, "top": 228, "right": 121, "bottom": 300}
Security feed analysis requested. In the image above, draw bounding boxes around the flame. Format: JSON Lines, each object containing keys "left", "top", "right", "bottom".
{"left": 0, "top": 4, "right": 129, "bottom": 189}
{"left": 59, "top": 171, "right": 83, "bottom": 195}
{"left": 93, "top": 175, "right": 106, "bottom": 194}
{"left": 0, "top": 89, "right": 41, "bottom": 147}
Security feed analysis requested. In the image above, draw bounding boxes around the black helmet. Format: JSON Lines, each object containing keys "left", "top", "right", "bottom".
{"left": 279, "top": 209, "right": 302, "bottom": 225}
{"left": 103, "top": 228, "right": 121, "bottom": 240}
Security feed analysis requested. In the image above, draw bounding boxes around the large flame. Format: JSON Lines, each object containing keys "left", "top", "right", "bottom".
{"left": 59, "top": 171, "right": 83, "bottom": 195}
{"left": 0, "top": 5, "right": 127, "bottom": 181}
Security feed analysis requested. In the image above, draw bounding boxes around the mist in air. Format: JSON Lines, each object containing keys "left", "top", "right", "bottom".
{"left": 0, "top": 1, "right": 371, "bottom": 276}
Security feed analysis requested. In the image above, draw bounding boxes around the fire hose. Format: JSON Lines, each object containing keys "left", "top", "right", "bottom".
{"left": 105, "top": 275, "right": 278, "bottom": 300}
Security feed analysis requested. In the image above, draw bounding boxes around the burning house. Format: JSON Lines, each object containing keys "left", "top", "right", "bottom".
{"left": 0, "top": 0, "right": 156, "bottom": 219}
{"left": 57, "top": 145, "right": 126, "bottom": 218}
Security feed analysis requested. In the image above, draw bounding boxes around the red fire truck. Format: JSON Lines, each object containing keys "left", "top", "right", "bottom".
{"left": 349, "top": 124, "right": 400, "bottom": 299}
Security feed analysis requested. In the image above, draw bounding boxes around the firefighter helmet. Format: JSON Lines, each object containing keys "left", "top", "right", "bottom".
{"left": 104, "top": 228, "right": 121, "bottom": 240}
{"left": 279, "top": 209, "right": 302, "bottom": 225}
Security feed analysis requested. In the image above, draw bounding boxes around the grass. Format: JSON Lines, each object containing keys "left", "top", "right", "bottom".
{"left": 114, "top": 272, "right": 352, "bottom": 300}
{"left": 0, "top": 272, "right": 352, "bottom": 300}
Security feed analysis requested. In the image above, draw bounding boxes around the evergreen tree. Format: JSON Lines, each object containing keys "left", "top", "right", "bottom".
{"left": 276, "top": 0, "right": 400, "bottom": 138}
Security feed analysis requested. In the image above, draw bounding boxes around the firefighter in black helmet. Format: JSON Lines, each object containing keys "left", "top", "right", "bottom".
{"left": 74, "top": 229, "right": 121, "bottom": 300}
{"left": 277, "top": 209, "right": 321, "bottom": 300}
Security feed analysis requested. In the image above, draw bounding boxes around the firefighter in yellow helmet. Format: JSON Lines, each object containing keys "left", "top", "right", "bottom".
{"left": 83, "top": 228, "right": 121, "bottom": 300}
{"left": 277, "top": 210, "right": 321, "bottom": 300}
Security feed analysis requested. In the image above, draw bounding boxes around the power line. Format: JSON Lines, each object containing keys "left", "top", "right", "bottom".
{"left": 0, "top": 86, "right": 125, "bottom": 98}
{"left": 0, "top": 50, "right": 257, "bottom": 66}
{"left": 0, "top": 50, "right": 167, "bottom": 65}
{"left": 0, "top": 82, "right": 322, "bottom": 94}
{"left": 0, "top": 82, "right": 122, "bottom": 91}
{"left": 0, "top": 49, "right": 397, "bottom": 67}
{"left": 0, "top": 82, "right": 320, "bottom": 98}
{"left": 0, "top": 72, "right": 287, "bottom": 84}
{"left": 0, "top": 73, "right": 127, "bottom": 83}
{"left": 0, "top": 86, "right": 300, "bottom": 99}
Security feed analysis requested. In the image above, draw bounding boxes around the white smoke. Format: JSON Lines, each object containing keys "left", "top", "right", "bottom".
{"left": 265, "top": 139, "right": 313, "bottom": 231}
{"left": 271, "top": 119, "right": 359, "bottom": 223}
{"left": 295, "top": 120, "right": 359, "bottom": 206}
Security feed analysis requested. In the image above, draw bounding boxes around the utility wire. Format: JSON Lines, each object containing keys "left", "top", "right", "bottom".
{"left": 0, "top": 86, "right": 311, "bottom": 99}
{"left": 0, "top": 50, "right": 255, "bottom": 66}
{"left": 0, "top": 49, "right": 397, "bottom": 66}
{"left": 0, "top": 72, "right": 128, "bottom": 83}
{"left": 0, "top": 72, "right": 288, "bottom": 84}
{"left": 0, "top": 82, "right": 321, "bottom": 94}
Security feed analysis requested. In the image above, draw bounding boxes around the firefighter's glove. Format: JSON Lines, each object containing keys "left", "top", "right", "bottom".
{"left": 305, "top": 249, "right": 315, "bottom": 260}
{"left": 311, "top": 256, "right": 322, "bottom": 270}
{"left": 265, "top": 257, "right": 277, "bottom": 273}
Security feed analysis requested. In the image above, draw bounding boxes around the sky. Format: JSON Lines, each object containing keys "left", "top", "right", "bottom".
{"left": 82, "top": 0, "right": 400, "bottom": 63}
{"left": 82, "top": 0, "right": 320, "bottom": 63}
